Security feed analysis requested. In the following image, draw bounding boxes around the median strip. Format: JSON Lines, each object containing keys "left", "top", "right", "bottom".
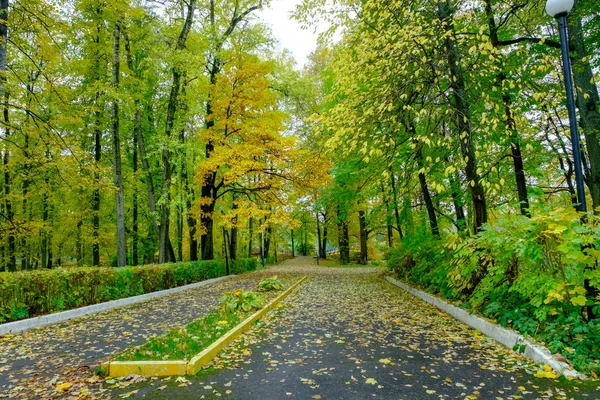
{"left": 102, "top": 276, "right": 307, "bottom": 377}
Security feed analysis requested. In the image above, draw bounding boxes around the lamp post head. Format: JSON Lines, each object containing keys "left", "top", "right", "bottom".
{"left": 546, "top": 0, "right": 574, "bottom": 18}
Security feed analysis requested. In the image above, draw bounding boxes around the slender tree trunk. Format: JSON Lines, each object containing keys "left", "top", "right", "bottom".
{"left": 132, "top": 104, "right": 139, "bottom": 266}
{"left": 112, "top": 21, "right": 127, "bottom": 267}
{"left": 248, "top": 217, "right": 253, "bottom": 257}
{"left": 484, "top": 1, "right": 530, "bottom": 217}
{"left": 358, "top": 210, "right": 368, "bottom": 265}
{"left": 389, "top": 170, "right": 404, "bottom": 240}
{"left": 290, "top": 229, "right": 295, "bottom": 257}
{"left": 316, "top": 212, "right": 322, "bottom": 257}
{"left": 450, "top": 172, "right": 466, "bottom": 230}
{"left": 159, "top": 0, "right": 196, "bottom": 263}
{"left": 321, "top": 214, "right": 327, "bottom": 259}
{"left": 414, "top": 138, "right": 439, "bottom": 237}
{"left": 0, "top": 0, "right": 13, "bottom": 272}
{"left": 264, "top": 224, "right": 271, "bottom": 261}
{"left": 382, "top": 185, "right": 393, "bottom": 247}
{"left": 438, "top": 1, "right": 488, "bottom": 232}
{"left": 229, "top": 199, "right": 238, "bottom": 261}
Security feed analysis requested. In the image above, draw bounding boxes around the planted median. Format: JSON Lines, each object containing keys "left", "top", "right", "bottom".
{"left": 102, "top": 275, "right": 307, "bottom": 377}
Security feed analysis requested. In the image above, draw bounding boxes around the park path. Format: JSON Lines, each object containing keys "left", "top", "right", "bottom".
{"left": 2, "top": 257, "right": 598, "bottom": 399}
{"left": 113, "top": 257, "right": 598, "bottom": 400}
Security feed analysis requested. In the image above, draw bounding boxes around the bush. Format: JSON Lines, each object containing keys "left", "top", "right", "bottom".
{"left": 386, "top": 208, "right": 600, "bottom": 374}
{"left": 258, "top": 276, "right": 284, "bottom": 292}
{"left": 231, "top": 257, "right": 259, "bottom": 274}
{"left": 219, "top": 289, "right": 266, "bottom": 313}
{"left": 0, "top": 260, "right": 230, "bottom": 323}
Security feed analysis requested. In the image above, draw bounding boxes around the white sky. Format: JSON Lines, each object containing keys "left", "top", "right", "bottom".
{"left": 257, "top": 0, "right": 319, "bottom": 69}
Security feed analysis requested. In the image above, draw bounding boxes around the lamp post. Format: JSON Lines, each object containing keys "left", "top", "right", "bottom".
{"left": 546, "top": 0, "right": 587, "bottom": 212}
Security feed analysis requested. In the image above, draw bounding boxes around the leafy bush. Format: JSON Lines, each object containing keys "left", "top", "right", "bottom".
{"left": 219, "top": 289, "right": 266, "bottom": 313}
{"left": 0, "top": 259, "right": 261, "bottom": 324}
{"left": 258, "top": 276, "right": 284, "bottom": 292}
{"left": 231, "top": 257, "right": 259, "bottom": 274}
{"left": 387, "top": 208, "right": 600, "bottom": 374}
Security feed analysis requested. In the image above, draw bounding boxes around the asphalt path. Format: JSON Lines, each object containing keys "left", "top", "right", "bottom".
{"left": 113, "top": 258, "right": 599, "bottom": 400}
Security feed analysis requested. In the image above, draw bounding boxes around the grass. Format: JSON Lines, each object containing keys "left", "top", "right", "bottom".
{"left": 116, "top": 308, "right": 248, "bottom": 361}
{"left": 114, "top": 276, "right": 298, "bottom": 362}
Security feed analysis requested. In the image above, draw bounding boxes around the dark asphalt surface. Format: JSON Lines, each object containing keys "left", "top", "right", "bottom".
{"left": 111, "top": 259, "right": 599, "bottom": 400}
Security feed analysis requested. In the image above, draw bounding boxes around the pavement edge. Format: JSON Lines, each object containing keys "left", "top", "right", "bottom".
{"left": 0, "top": 275, "right": 236, "bottom": 336}
{"left": 384, "top": 275, "right": 585, "bottom": 380}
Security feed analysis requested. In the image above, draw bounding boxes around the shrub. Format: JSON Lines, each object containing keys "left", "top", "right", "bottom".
{"left": 258, "top": 276, "right": 284, "bottom": 292}
{"left": 386, "top": 207, "right": 600, "bottom": 374}
{"left": 0, "top": 260, "right": 227, "bottom": 323}
{"left": 231, "top": 257, "right": 259, "bottom": 274}
{"left": 219, "top": 289, "right": 266, "bottom": 313}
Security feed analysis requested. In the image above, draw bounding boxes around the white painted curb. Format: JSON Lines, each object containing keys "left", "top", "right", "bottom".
{"left": 384, "top": 276, "right": 586, "bottom": 379}
{"left": 0, "top": 275, "right": 236, "bottom": 336}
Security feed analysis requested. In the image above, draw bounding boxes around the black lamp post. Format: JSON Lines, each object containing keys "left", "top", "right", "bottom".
{"left": 546, "top": 0, "right": 587, "bottom": 212}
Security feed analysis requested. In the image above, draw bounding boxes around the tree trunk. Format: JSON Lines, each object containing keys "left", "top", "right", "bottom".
{"left": 112, "top": 21, "right": 127, "bottom": 267}
{"left": 438, "top": 1, "right": 488, "bottom": 232}
{"left": 264, "top": 223, "right": 271, "bottom": 261}
{"left": 159, "top": 0, "right": 197, "bottom": 263}
{"left": 389, "top": 170, "right": 404, "bottom": 240}
{"left": 450, "top": 172, "right": 466, "bottom": 230}
{"left": 382, "top": 184, "right": 393, "bottom": 247}
{"left": 484, "top": 0, "right": 530, "bottom": 217}
{"left": 316, "top": 212, "right": 322, "bottom": 257}
{"left": 414, "top": 138, "right": 439, "bottom": 237}
{"left": 0, "top": 0, "right": 13, "bottom": 272}
{"left": 337, "top": 216, "right": 350, "bottom": 265}
{"left": 358, "top": 210, "right": 368, "bottom": 265}
{"left": 229, "top": 199, "right": 238, "bottom": 260}
{"left": 248, "top": 217, "right": 253, "bottom": 257}
{"left": 132, "top": 102, "right": 139, "bottom": 266}
{"left": 321, "top": 216, "right": 327, "bottom": 259}
{"left": 568, "top": 1, "right": 600, "bottom": 213}
{"left": 290, "top": 229, "right": 295, "bottom": 257}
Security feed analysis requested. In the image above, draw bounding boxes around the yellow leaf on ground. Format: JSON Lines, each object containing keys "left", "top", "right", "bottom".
{"left": 378, "top": 358, "right": 392, "bottom": 365}
{"left": 365, "top": 378, "right": 377, "bottom": 385}
{"left": 56, "top": 382, "right": 72, "bottom": 391}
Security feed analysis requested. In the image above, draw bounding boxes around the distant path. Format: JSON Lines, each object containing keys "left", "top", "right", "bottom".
{"left": 114, "top": 258, "right": 599, "bottom": 399}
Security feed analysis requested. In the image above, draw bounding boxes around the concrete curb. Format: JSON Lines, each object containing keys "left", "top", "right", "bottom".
{"left": 384, "top": 276, "right": 585, "bottom": 380}
{"left": 0, "top": 275, "right": 236, "bottom": 336}
{"left": 104, "top": 276, "right": 308, "bottom": 377}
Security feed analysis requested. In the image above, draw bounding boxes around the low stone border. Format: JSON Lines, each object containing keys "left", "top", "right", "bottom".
{"left": 384, "top": 276, "right": 585, "bottom": 380}
{"left": 103, "top": 276, "right": 308, "bottom": 377}
{"left": 0, "top": 275, "right": 236, "bottom": 336}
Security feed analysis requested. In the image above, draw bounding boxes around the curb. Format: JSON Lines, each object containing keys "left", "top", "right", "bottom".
{"left": 384, "top": 276, "right": 585, "bottom": 380}
{"left": 104, "top": 276, "right": 308, "bottom": 377}
{"left": 0, "top": 275, "right": 236, "bottom": 336}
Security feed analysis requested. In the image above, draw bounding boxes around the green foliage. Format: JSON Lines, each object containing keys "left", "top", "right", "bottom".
{"left": 219, "top": 289, "right": 266, "bottom": 313}
{"left": 0, "top": 260, "right": 229, "bottom": 323}
{"left": 118, "top": 308, "right": 242, "bottom": 362}
{"left": 387, "top": 208, "right": 600, "bottom": 374}
{"left": 231, "top": 258, "right": 259, "bottom": 274}
{"left": 257, "top": 276, "right": 284, "bottom": 292}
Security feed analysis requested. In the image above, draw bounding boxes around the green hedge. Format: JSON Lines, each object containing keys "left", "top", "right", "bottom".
{"left": 0, "top": 258, "right": 259, "bottom": 324}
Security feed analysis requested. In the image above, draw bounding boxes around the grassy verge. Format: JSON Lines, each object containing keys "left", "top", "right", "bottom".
{"left": 114, "top": 276, "right": 296, "bottom": 362}
{"left": 116, "top": 308, "right": 249, "bottom": 361}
